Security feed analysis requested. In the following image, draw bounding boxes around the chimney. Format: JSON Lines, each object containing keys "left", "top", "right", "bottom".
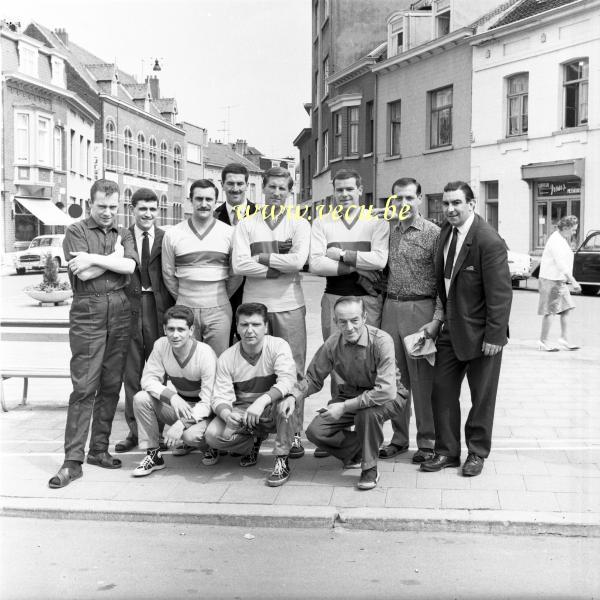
{"left": 235, "top": 139, "right": 248, "bottom": 156}
{"left": 146, "top": 75, "right": 160, "bottom": 100}
{"left": 54, "top": 28, "right": 68, "bottom": 46}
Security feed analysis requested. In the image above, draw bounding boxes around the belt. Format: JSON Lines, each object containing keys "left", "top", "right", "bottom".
{"left": 73, "top": 288, "right": 125, "bottom": 298}
{"left": 386, "top": 293, "right": 434, "bottom": 302}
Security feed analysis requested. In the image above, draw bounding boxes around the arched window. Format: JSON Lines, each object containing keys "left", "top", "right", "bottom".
{"left": 160, "top": 193, "right": 168, "bottom": 225}
{"left": 173, "top": 144, "right": 182, "bottom": 183}
{"left": 160, "top": 140, "right": 168, "bottom": 180}
{"left": 149, "top": 136, "right": 157, "bottom": 178}
{"left": 123, "top": 188, "right": 133, "bottom": 226}
{"left": 104, "top": 120, "right": 115, "bottom": 169}
{"left": 137, "top": 132, "right": 146, "bottom": 176}
{"left": 124, "top": 127, "right": 133, "bottom": 172}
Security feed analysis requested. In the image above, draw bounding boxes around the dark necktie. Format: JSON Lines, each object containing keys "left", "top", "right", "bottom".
{"left": 444, "top": 227, "right": 458, "bottom": 279}
{"left": 141, "top": 231, "right": 151, "bottom": 289}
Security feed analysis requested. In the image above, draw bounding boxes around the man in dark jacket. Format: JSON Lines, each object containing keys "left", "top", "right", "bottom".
{"left": 115, "top": 188, "right": 174, "bottom": 453}
{"left": 421, "top": 181, "right": 512, "bottom": 477}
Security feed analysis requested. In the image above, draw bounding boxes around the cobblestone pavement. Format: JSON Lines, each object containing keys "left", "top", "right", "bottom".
{"left": 1, "top": 273, "right": 599, "bottom": 533}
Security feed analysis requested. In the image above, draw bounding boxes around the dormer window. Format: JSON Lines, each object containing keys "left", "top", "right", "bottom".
{"left": 387, "top": 13, "right": 405, "bottom": 58}
{"left": 51, "top": 57, "right": 65, "bottom": 88}
{"left": 18, "top": 42, "right": 38, "bottom": 77}
{"left": 436, "top": 9, "right": 450, "bottom": 36}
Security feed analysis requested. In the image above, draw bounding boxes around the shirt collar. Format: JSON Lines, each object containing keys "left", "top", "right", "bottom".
{"left": 134, "top": 224, "right": 155, "bottom": 238}
{"left": 393, "top": 214, "right": 424, "bottom": 233}
{"left": 342, "top": 325, "right": 369, "bottom": 348}
{"left": 227, "top": 201, "right": 247, "bottom": 215}
{"left": 456, "top": 213, "right": 475, "bottom": 236}
{"left": 85, "top": 216, "right": 119, "bottom": 232}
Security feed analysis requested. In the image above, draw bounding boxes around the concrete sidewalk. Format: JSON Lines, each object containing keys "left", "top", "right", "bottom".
{"left": 1, "top": 275, "right": 599, "bottom": 535}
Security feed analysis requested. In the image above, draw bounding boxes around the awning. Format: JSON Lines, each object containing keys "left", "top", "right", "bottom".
{"left": 15, "top": 197, "right": 75, "bottom": 226}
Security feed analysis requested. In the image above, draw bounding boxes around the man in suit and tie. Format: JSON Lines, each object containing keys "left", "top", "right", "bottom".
{"left": 420, "top": 181, "right": 512, "bottom": 477}
{"left": 214, "top": 163, "right": 256, "bottom": 345}
{"left": 116, "top": 188, "right": 174, "bottom": 453}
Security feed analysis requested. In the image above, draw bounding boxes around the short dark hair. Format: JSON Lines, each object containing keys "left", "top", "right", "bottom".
{"left": 163, "top": 305, "right": 194, "bottom": 328}
{"left": 189, "top": 179, "right": 218, "bottom": 201}
{"left": 333, "top": 295, "right": 365, "bottom": 314}
{"left": 443, "top": 181, "right": 475, "bottom": 202}
{"left": 131, "top": 187, "right": 158, "bottom": 207}
{"left": 236, "top": 302, "right": 268, "bottom": 325}
{"left": 332, "top": 169, "right": 362, "bottom": 189}
{"left": 391, "top": 177, "right": 421, "bottom": 196}
{"left": 90, "top": 179, "right": 119, "bottom": 201}
{"left": 262, "top": 166, "right": 294, "bottom": 191}
{"left": 221, "top": 163, "right": 249, "bottom": 183}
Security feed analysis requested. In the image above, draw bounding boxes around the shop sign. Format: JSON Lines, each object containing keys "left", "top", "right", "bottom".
{"left": 537, "top": 180, "right": 580, "bottom": 197}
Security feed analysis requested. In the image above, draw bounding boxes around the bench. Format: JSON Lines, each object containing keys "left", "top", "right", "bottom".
{"left": 0, "top": 318, "right": 70, "bottom": 412}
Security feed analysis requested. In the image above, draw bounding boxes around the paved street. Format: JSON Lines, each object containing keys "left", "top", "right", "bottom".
{"left": 1, "top": 271, "right": 599, "bottom": 535}
{"left": 1, "top": 517, "right": 599, "bottom": 600}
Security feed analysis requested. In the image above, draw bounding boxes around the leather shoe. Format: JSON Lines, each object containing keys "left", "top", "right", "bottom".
{"left": 462, "top": 453, "right": 484, "bottom": 477}
{"left": 419, "top": 453, "right": 460, "bottom": 472}
{"left": 411, "top": 448, "right": 435, "bottom": 464}
{"left": 86, "top": 451, "right": 122, "bottom": 469}
{"left": 378, "top": 443, "right": 409, "bottom": 459}
{"left": 115, "top": 438, "right": 137, "bottom": 453}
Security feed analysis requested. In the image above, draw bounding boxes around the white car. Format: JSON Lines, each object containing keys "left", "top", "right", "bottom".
{"left": 14, "top": 235, "right": 66, "bottom": 275}
{"left": 507, "top": 249, "right": 532, "bottom": 288}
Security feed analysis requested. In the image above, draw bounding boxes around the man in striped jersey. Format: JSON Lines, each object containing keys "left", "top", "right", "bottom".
{"left": 162, "top": 179, "right": 241, "bottom": 357}
{"left": 131, "top": 306, "right": 217, "bottom": 477}
{"left": 232, "top": 166, "right": 311, "bottom": 459}
{"left": 204, "top": 303, "right": 298, "bottom": 486}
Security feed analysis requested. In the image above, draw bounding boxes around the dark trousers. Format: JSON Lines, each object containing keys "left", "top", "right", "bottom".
{"left": 122, "top": 293, "right": 160, "bottom": 442}
{"left": 431, "top": 327, "right": 503, "bottom": 459}
{"left": 228, "top": 281, "right": 245, "bottom": 345}
{"left": 306, "top": 400, "right": 401, "bottom": 470}
{"left": 64, "top": 290, "right": 131, "bottom": 462}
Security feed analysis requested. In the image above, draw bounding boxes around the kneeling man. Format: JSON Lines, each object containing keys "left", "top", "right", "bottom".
{"left": 291, "top": 296, "right": 406, "bottom": 490}
{"left": 204, "top": 303, "right": 297, "bottom": 486}
{"left": 132, "top": 306, "right": 217, "bottom": 476}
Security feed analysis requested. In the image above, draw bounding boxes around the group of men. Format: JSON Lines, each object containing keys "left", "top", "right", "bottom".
{"left": 48, "top": 163, "right": 512, "bottom": 492}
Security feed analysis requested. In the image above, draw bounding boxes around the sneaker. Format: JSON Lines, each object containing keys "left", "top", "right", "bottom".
{"left": 314, "top": 448, "right": 331, "bottom": 458}
{"left": 289, "top": 433, "right": 305, "bottom": 459}
{"left": 266, "top": 456, "right": 290, "bottom": 487}
{"left": 240, "top": 438, "right": 263, "bottom": 467}
{"left": 132, "top": 450, "right": 165, "bottom": 477}
{"left": 357, "top": 466, "right": 380, "bottom": 490}
{"left": 172, "top": 443, "right": 194, "bottom": 456}
{"left": 202, "top": 448, "right": 220, "bottom": 466}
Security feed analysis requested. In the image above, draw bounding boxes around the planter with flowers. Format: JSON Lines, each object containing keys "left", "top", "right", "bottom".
{"left": 24, "top": 252, "right": 72, "bottom": 306}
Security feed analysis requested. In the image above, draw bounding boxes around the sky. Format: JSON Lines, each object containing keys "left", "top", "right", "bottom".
{"left": 7, "top": 0, "right": 312, "bottom": 158}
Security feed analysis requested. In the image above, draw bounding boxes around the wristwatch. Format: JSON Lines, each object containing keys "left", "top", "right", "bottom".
{"left": 339, "top": 250, "right": 346, "bottom": 262}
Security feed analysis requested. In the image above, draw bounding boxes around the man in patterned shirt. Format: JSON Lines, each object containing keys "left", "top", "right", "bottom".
{"left": 379, "top": 177, "right": 443, "bottom": 464}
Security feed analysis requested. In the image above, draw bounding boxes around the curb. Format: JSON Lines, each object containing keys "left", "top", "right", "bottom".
{"left": 2, "top": 497, "right": 599, "bottom": 536}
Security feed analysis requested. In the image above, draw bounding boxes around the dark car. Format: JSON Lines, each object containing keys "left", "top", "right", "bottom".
{"left": 573, "top": 230, "right": 600, "bottom": 296}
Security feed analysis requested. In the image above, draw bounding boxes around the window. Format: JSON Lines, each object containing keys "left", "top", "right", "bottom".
{"left": 54, "top": 127, "right": 63, "bottom": 170}
{"left": 160, "top": 141, "right": 168, "bottom": 179}
{"left": 427, "top": 193, "right": 444, "bottom": 226}
{"left": 348, "top": 107, "right": 359, "bottom": 155}
{"left": 484, "top": 181, "right": 499, "bottom": 231}
{"left": 564, "top": 59, "right": 588, "bottom": 128}
{"left": 322, "top": 130, "right": 329, "bottom": 168}
{"left": 124, "top": 127, "right": 133, "bottom": 172}
{"left": 87, "top": 140, "right": 91, "bottom": 177}
{"left": 172, "top": 202, "right": 183, "bottom": 224}
{"left": 51, "top": 57, "right": 65, "bottom": 87}
{"left": 123, "top": 189, "right": 132, "bottom": 227}
{"left": 429, "top": 86, "right": 452, "bottom": 148}
{"left": 149, "top": 137, "right": 157, "bottom": 178}
{"left": 333, "top": 112, "right": 342, "bottom": 158}
{"left": 507, "top": 74, "right": 528, "bottom": 136}
{"left": 365, "top": 101, "right": 374, "bottom": 154}
{"left": 137, "top": 132, "right": 146, "bottom": 176}
{"left": 187, "top": 142, "right": 202, "bottom": 164}
{"left": 389, "top": 100, "right": 401, "bottom": 156}
{"left": 160, "top": 194, "right": 168, "bottom": 223}
{"left": 15, "top": 113, "right": 30, "bottom": 162}
{"left": 70, "top": 130, "right": 77, "bottom": 171}
{"left": 105, "top": 120, "right": 116, "bottom": 169}
{"left": 79, "top": 135, "right": 85, "bottom": 175}
{"left": 36, "top": 117, "right": 50, "bottom": 165}
{"left": 18, "top": 42, "right": 38, "bottom": 77}
{"left": 173, "top": 145, "right": 182, "bottom": 183}
{"left": 436, "top": 10, "right": 450, "bottom": 37}
{"left": 322, "top": 55, "right": 329, "bottom": 98}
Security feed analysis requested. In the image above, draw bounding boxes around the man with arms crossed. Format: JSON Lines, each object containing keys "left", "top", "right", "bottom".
{"left": 232, "top": 166, "right": 310, "bottom": 458}
{"left": 162, "top": 179, "right": 240, "bottom": 357}
{"left": 421, "top": 181, "right": 511, "bottom": 477}
{"left": 290, "top": 297, "right": 406, "bottom": 490}
{"left": 204, "top": 303, "right": 298, "bottom": 486}
{"left": 116, "top": 188, "right": 174, "bottom": 454}
{"left": 131, "top": 306, "right": 217, "bottom": 476}
{"left": 49, "top": 179, "right": 137, "bottom": 488}
{"left": 379, "top": 177, "right": 442, "bottom": 463}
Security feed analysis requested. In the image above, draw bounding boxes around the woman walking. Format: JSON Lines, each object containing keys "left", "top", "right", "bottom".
{"left": 537, "top": 215, "right": 581, "bottom": 351}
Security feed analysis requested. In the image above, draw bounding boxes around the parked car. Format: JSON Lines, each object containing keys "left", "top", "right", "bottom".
{"left": 14, "top": 235, "right": 66, "bottom": 275}
{"left": 573, "top": 230, "right": 600, "bottom": 296}
{"left": 507, "top": 249, "right": 532, "bottom": 288}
